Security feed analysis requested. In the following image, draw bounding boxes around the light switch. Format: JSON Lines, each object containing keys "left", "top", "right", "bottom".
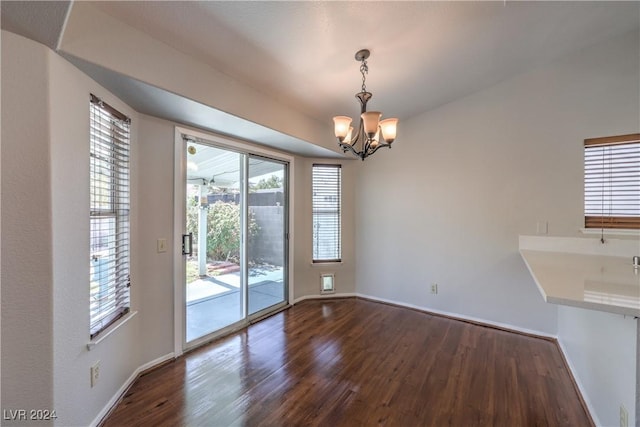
{"left": 536, "top": 221, "right": 548, "bottom": 235}
{"left": 157, "top": 238, "right": 167, "bottom": 253}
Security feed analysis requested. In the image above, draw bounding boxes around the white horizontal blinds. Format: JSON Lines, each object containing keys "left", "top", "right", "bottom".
{"left": 90, "top": 94, "right": 131, "bottom": 339}
{"left": 312, "top": 164, "right": 341, "bottom": 262}
{"left": 584, "top": 133, "right": 640, "bottom": 230}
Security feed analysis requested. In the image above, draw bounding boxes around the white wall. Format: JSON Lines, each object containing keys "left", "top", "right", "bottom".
{"left": 558, "top": 307, "right": 637, "bottom": 427}
{"left": 59, "top": 2, "right": 338, "bottom": 154}
{"left": 1, "top": 31, "right": 144, "bottom": 426}
{"left": 48, "top": 39, "right": 142, "bottom": 427}
{"left": 1, "top": 30, "right": 55, "bottom": 424}
{"left": 135, "top": 115, "right": 176, "bottom": 363}
{"left": 292, "top": 157, "right": 356, "bottom": 301}
{"left": 356, "top": 28, "right": 639, "bottom": 329}
{"left": 355, "top": 28, "right": 639, "bottom": 424}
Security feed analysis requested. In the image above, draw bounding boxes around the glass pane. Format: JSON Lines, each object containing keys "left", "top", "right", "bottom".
{"left": 185, "top": 143, "right": 244, "bottom": 342}
{"left": 312, "top": 165, "right": 341, "bottom": 261}
{"left": 584, "top": 143, "right": 640, "bottom": 217}
{"left": 247, "top": 157, "right": 286, "bottom": 315}
{"left": 90, "top": 216, "right": 117, "bottom": 326}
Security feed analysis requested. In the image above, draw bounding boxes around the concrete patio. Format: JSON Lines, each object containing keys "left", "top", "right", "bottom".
{"left": 186, "top": 267, "right": 284, "bottom": 342}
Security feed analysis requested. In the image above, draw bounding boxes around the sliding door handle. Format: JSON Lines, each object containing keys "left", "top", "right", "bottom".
{"left": 182, "top": 233, "right": 193, "bottom": 256}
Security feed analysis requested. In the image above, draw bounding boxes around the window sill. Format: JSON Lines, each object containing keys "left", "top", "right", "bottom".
{"left": 87, "top": 311, "right": 138, "bottom": 351}
{"left": 580, "top": 228, "right": 640, "bottom": 237}
{"left": 311, "top": 262, "right": 343, "bottom": 267}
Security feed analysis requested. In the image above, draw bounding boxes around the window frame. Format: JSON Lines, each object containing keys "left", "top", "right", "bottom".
{"left": 89, "top": 94, "right": 132, "bottom": 339}
{"left": 312, "top": 164, "right": 342, "bottom": 263}
{"left": 584, "top": 133, "right": 640, "bottom": 230}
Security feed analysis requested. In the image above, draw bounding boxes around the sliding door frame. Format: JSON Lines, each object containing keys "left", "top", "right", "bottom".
{"left": 246, "top": 153, "right": 290, "bottom": 320}
{"left": 173, "top": 126, "right": 295, "bottom": 356}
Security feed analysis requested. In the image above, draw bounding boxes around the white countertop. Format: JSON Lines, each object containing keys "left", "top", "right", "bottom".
{"left": 520, "top": 249, "right": 640, "bottom": 317}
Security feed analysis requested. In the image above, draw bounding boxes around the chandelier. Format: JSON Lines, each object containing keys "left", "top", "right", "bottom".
{"left": 333, "top": 49, "right": 398, "bottom": 160}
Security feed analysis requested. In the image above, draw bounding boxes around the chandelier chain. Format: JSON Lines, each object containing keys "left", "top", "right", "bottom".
{"left": 360, "top": 59, "right": 368, "bottom": 93}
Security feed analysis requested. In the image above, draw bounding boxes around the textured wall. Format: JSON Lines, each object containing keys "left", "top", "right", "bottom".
{"left": 48, "top": 37, "right": 142, "bottom": 427}
{"left": 1, "top": 30, "right": 54, "bottom": 426}
{"left": 1, "top": 30, "right": 144, "bottom": 427}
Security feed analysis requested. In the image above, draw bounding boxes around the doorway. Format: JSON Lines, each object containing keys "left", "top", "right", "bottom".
{"left": 179, "top": 135, "right": 289, "bottom": 347}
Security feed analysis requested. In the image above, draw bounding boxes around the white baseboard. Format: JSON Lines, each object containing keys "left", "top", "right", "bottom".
{"left": 556, "top": 338, "right": 600, "bottom": 427}
{"left": 90, "top": 352, "right": 175, "bottom": 427}
{"left": 293, "top": 292, "right": 357, "bottom": 305}
{"left": 138, "top": 352, "right": 176, "bottom": 374}
{"left": 293, "top": 292, "right": 556, "bottom": 339}
{"left": 354, "top": 292, "right": 557, "bottom": 339}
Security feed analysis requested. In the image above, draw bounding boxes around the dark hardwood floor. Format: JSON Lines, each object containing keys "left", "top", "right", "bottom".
{"left": 102, "top": 298, "right": 592, "bottom": 427}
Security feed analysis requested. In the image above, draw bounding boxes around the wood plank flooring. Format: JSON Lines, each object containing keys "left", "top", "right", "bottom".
{"left": 102, "top": 298, "right": 592, "bottom": 427}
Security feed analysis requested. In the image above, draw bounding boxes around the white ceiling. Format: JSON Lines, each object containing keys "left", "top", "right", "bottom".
{"left": 2, "top": 1, "right": 639, "bottom": 151}
{"left": 0, "top": 0, "right": 70, "bottom": 50}
{"left": 92, "top": 1, "right": 639, "bottom": 122}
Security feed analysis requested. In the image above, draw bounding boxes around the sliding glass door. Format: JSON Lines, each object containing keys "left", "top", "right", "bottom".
{"left": 247, "top": 156, "right": 287, "bottom": 316}
{"left": 182, "top": 140, "right": 287, "bottom": 346}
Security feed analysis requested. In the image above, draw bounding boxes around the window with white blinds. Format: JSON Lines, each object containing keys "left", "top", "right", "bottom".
{"left": 90, "top": 94, "right": 131, "bottom": 339}
{"left": 584, "top": 133, "right": 640, "bottom": 230}
{"left": 312, "top": 164, "right": 341, "bottom": 262}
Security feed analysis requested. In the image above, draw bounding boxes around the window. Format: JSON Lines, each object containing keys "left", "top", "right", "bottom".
{"left": 90, "top": 94, "right": 131, "bottom": 339}
{"left": 312, "top": 164, "right": 341, "bottom": 262}
{"left": 584, "top": 133, "right": 640, "bottom": 229}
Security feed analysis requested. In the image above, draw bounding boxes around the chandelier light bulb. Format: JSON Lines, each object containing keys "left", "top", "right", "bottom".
{"left": 370, "top": 130, "right": 380, "bottom": 148}
{"left": 379, "top": 118, "right": 399, "bottom": 143}
{"left": 361, "top": 111, "right": 382, "bottom": 138}
{"left": 344, "top": 126, "right": 354, "bottom": 144}
{"left": 333, "top": 116, "right": 352, "bottom": 142}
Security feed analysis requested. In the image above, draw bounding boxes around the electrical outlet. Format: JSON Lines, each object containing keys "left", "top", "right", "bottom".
{"left": 157, "top": 238, "right": 167, "bottom": 253}
{"left": 431, "top": 284, "right": 438, "bottom": 294}
{"left": 619, "top": 404, "right": 628, "bottom": 427}
{"left": 91, "top": 361, "right": 101, "bottom": 388}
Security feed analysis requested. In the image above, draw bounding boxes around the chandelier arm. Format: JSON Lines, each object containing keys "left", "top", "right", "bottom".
{"left": 348, "top": 119, "right": 365, "bottom": 149}
{"left": 355, "top": 92, "right": 372, "bottom": 113}
{"left": 338, "top": 141, "right": 361, "bottom": 157}
{"left": 366, "top": 141, "right": 392, "bottom": 157}
{"left": 338, "top": 121, "right": 366, "bottom": 158}
{"left": 357, "top": 119, "right": 369, "bottom": 154}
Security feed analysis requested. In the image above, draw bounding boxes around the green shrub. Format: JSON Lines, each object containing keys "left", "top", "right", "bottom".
{"left": 186, "top": 199, "right": 258, "bottom": 263}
